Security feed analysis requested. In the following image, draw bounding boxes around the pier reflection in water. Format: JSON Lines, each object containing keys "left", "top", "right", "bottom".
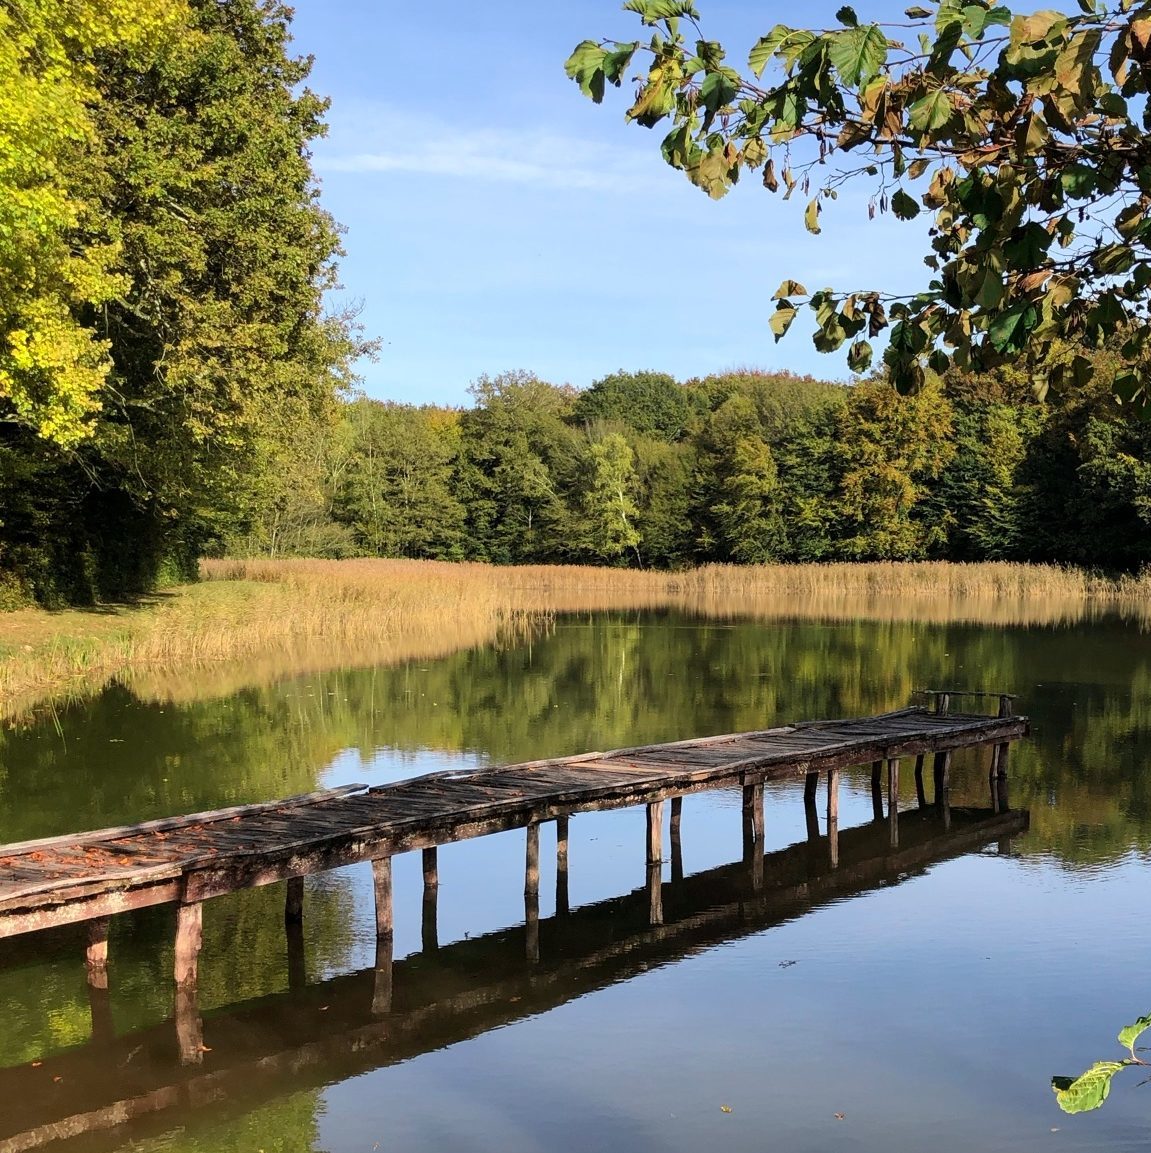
{"left": 0, "top": 802, "right": 1026, "bottom": 1153}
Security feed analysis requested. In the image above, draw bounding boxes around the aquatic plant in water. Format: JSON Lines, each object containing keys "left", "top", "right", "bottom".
{"left": 1052, "top": 1015, "right": 1151, "bottom": 1113}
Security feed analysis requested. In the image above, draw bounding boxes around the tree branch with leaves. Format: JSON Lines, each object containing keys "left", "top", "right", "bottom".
{"left": 567, "top": 0, "right": 1151, "bottom": 410}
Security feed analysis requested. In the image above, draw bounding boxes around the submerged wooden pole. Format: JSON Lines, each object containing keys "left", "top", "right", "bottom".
{"left": 804, "top": 783, "right": 820, "bottom": 842}
{"left": 994, "top": 741, "right": 1011, "bottom": 812}
{"left": 285, "top": 876, "right": 304, "bottom": 923}
{"left": 174, "top": 902, "right": 202, "bottom": 989}
{"left": 887, "top": 756, "right": 900, "bottom": 848}
{"left": 86, "top": 918, "right": 114, "bottom": 1045}
{"left": 742, "top": 779, "right": 765, "bottom": 891}
{"left": 284, "top": 877, "right": 306, "bottom": 988}
{"left": 555, "top": 815, "right": 570, "bottom": 917}
{"left": 173, "top": 903, "right": 203, "bottom": 1064}
{"left": 525, "top": 823, "right": 541, "bottom": 962}
{"left": 870, "top": 761, "right": 884, "bottom": 821}
{"left": 647, "top": 801, "right": 664, "bottom": 925}
{"left": 371, "top": 856, "right": 393, "bottom": 1014}
{"left": 743, "top": 780, "right": 765, "bottom": 845}
{"left": 914, "top": 753, "right": 926, "bottom": 809}
{"left": 421, "top": 847, "right": 439, "bottom": 952}
{"left": 933, "top": 750, "right": 952, "bottom": 830}
{"left": 647, "top": 863, "right": 663, "bottom": 926}
{"left": 85, "top": 917, "right": 110, "bottom": 990}
{"left": 670, "top": 797, "right": 683, "bottom": 884}
{"left": 827, "top": 767, "right": 840, "bottom": 868}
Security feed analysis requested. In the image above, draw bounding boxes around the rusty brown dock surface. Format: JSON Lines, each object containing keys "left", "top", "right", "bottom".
{"left": 0, "top": 704, "right": 1025, "bottom": 940}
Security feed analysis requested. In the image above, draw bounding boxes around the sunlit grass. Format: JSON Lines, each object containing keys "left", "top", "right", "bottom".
{"left": 1, "top": 557, "right": 1148, "bottom": 719}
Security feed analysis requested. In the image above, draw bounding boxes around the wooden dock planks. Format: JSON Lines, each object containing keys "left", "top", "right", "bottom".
{"left": 0, "top": 705, "right": 1028, "bottom": 939}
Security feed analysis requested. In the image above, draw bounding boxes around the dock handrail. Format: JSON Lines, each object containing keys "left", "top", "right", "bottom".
{"left": 912, "top": 689, "right": 1017, "bottom": 717}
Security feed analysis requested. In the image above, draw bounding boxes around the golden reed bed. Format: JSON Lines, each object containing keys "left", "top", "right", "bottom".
{"left": 0, "top": 558, "right": 1147, "bottom": 720}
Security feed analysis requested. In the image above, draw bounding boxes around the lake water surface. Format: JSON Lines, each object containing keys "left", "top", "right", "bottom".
{"left": 1, "top": 610, "right": 1149, "bottom": 1153}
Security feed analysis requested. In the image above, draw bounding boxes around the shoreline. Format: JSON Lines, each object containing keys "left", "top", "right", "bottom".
{"left": 1, "top": 558, "right": 1147, "bottom": 721}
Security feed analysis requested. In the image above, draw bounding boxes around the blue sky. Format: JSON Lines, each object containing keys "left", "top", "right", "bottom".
{"left": 288, "top": 1, "right": 931, "bottom": 406}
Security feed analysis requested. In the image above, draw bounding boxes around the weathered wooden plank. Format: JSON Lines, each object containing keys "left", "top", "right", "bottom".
{"left": 0, "top": 786, "right": 368, "bottom": 859}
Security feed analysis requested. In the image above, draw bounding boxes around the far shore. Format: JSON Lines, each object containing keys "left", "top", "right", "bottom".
{"left": 1, "top": 557, "right": 1147, "bottom": 721}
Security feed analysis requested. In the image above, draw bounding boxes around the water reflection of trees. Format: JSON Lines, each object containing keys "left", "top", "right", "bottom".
{"left": 1, "top": 612, "right": 1148, "bottom": 867}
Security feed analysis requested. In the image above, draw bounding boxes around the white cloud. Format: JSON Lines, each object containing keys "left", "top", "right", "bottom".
{"left": 316, "top": 112, "right": 658, "bottom": 193}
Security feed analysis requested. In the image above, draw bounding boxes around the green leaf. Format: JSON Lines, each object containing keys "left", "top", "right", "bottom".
{"left": 749, "top": 25, "right": 796, "bottom": 76}
{"left": 770, "top": 301, "right": 797, "bottom": 340}
{"left": 565, "top": 41, "right": 609, "bottom": 102}
{"left": 700, "top": 70, "right": 740, "bottom": 114}
{"left": 805, "top": 197, "right": 822, "bottom": 234}
{"left": 1061, "top": 163, "right": 1096, "bottom": 199}
{"left": 1118, "top": 1015, "right": 1151, "bottom": 1053}
{"left": 988, "top": 305, "right": 1027, "bottom": 352}
{"left": 1004, "top": 222, "right": 1053, "bottom": 269}
{"left": 905, "top": 5, "right": 933, "bottom": 16}
{"left": 891, "top": 188, "right": 921, "bottom": 219}
{"left": 1052, "top": 1061, "right": 1127, "bottom": 1114}
{"left": 847, "top": 339, "right": 873, "bottom": 372}
{"left": 622, "top": 0, "right": 701, "bottom": 26}
{"left": 836, "top": 6, "right": 859, "bottom": 26}
{"left": 828, "top": 25, "right": 889, "bottom": 86}
{"left": 909, "top": 89, "right": 954, "bottom": 132}
{"left": 603, "top": 43, "right": 639, "bottom": 85}
{"left": 773, "top": 279, "right": 808, "bottom": 299}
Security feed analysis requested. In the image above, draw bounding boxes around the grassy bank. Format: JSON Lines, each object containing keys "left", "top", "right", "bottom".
{"left": 2, "top": 558, "right": 1148, "bottom": 720}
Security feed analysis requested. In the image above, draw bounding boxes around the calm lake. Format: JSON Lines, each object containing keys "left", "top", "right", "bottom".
{"left": 1, "top": 609, "right": 1149, "bottom": 1153}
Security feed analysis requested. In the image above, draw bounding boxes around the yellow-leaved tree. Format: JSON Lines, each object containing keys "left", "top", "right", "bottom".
{"left": 0, "top": 0, "right": 186, "bottom": 446}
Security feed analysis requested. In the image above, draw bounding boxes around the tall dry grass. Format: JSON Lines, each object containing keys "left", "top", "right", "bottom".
{"left": 2, "top": 558, "right": 1148, "bottom": 720}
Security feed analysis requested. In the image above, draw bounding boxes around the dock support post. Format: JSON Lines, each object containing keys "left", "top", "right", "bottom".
{"left": 371, "top": 857, "right": 393, "bottom": 1015}
{"left": 670, "top": 797, "right": 683, "bottom": 884}
{"left": 871, "top": 761, "right": 884, "bottom": 821}
{"left": 555, "top": 816, "right": 570, "bottom": 917}
{"left": 86, "top": 918, "right": 114, "bottom": 1045}
{"left": 86, "top": 917, "right": 110, "bottom": 989}
{"left": 174, "top": 903, "right": 204, "bottom": 1065}
{"left": 827, "top": 768, "right": 840, "bottom": 869}
{"left": 421, "top": 847, "right": 439, "bottom": 952}
{"left": 994, "top": 741, "right": 1011, "bottom": 812}
{"left": 285, "top": 878, "right": 306, "bottom": 991}
{"left": 742, "top": 781, "right": 765, "bottom": 846}
{"left": 742, "top": 780, "right": 765, "bottom": 891}
{"left": 285, "top": 876, "right": 304, "bottom": 923}
{"left": 804, "top": 773, "right": 820, "bottom": 841}
{"left": 933, "top": 751, "right": 952, "bottom": 830}
{"left": 914, "top": 754, "right": 926, "bottom": 809}
{"left": 887, "top": 757, "right": 900, "bottom": 848}
{"left": 647, "top": 801, "right": 664, "bottom": 925}
{"left": 525, "top": 823, "right": 541, "bottom": 963}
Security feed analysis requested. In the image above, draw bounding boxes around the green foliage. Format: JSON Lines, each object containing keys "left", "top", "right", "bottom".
{"left": 225, "top": 359, "right": 1151, "bottom": 573}
{"left": 568, "top": 3, "right": 1151, "bottom": 409}
{"left": 0, "top": 0, "right": 361, "bottom": 603}
{"left": 581, "top": 432, "right": 643, "bottom": 562}
{"left": 1053, "top": 1014, "right": 1151, "bottom": 1114}
{"left": 336, "top": 401, "right": 465, "bottom": 560}
{"left": 0, "top": 0, "right": 186, "bottom": 447}
{"left": 571, "top": 370, "right": 695, "bottom": 441}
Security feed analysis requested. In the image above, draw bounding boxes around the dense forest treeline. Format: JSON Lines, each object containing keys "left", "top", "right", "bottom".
{"left": 0, "top": 0, "right": 362, "bottom": 608}
{"left": 236, "top": 364, "right": 1151, "bottom": 572}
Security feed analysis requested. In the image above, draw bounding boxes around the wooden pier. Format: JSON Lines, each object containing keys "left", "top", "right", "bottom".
{"left": 0, "top": 803, "right": 1027, "bottom": 1153}
{"left": 0, "top": 695, "right": 1026, "bottom": 1064}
